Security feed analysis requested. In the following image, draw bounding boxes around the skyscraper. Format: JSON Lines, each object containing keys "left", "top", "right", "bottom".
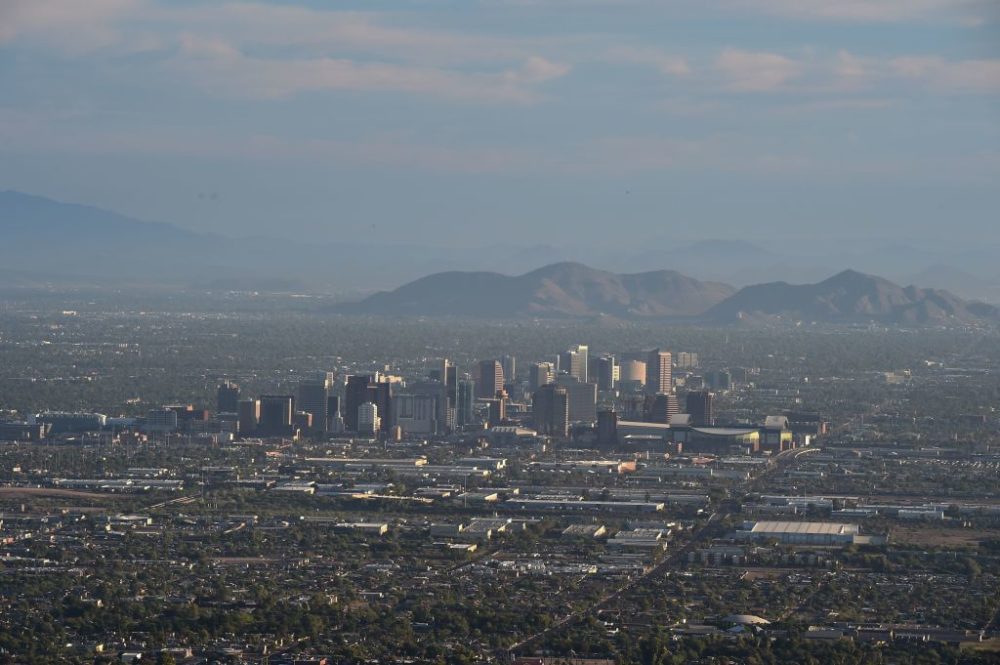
{"left": 685, "top": 391, "right": 715, "bottom": 427}
{"left": 297, "top": 371, "right": 334, "bottom": 434}
{"left": 596, "top": 355, "right": 617, "bottom": 391}
{"left": 258, "top": 395, "right": 294, "bottom": 436}
{"left": 344, "top": 374, "right": 374, "bottom": 432}
{"left": 217, "top": 380, "right": 240, "bottom": 414}
{"left": 648, "top": 393, "right": 679, "bottom": 424}
{"left": 478, "top": 360, "right": 504, "bottom": 399}
{"left": 646, "top": 349, "right": 672, "bottom": 395}
{"left": 456, "top": 379, "right": 476, "bottom": 428}
{"left": 501, "top": 355, "right": 517, "bottom": 385}
{"left": 529, "top": 362, "right": 554, "bottom": 392}
{"left": 559, "top": 344, "right": 589, "bottom": 383}
{"left": 555, "top": 374, "right": 598, "bottom": 423}
{"left": 532, "top": 384, "right": 569, "bottom": 437}
{"left": 237, "top": 398, "right": 260, "bottom": 435}
{"left": 357, "top": 402, "right": 380, "bottom": 435}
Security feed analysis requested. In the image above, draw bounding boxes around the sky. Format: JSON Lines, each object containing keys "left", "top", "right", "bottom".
{"left": 1, "top": 0, "right": 998, "bottom": 252}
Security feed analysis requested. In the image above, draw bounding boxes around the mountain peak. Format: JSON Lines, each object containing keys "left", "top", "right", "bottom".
{"left": 339, "top": 262, "right": 735, "bottom": 319}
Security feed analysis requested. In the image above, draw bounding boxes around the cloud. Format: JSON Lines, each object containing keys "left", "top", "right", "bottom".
{"left": 0, "top": 0, "right": 141, "bottom": 52}
{"left": 730, "top": 0, "right": 991, "bottom": 24}
{"left": 604, "top": 46, "right": 691, "bottom": 76}
{"left": 715, "top": 49, "right": 804, "bottom": 91}
{"left": 889, "top": 56, "right": 1000, "bottom": 93}
{"left": 170, "top": 35, "right": 569, "bottom": 103}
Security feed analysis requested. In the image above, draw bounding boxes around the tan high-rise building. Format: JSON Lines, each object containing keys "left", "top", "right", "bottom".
{"left": 620, "top": 360, "right": 647, "bottom": 385}
{"left": 646, "top": 349, "right": 672, "bottom": 395}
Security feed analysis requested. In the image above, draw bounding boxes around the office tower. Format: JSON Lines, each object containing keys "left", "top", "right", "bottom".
{"left": 555, "top": 375, "right": 598, "bottom": 423}
{"left": 258, "top": 395, "right": 294, "bottom": 435}
{"left": 344, "top": 375, "right": 374, "bottom": 432}
{"left": 478, "top": 360, "right": 504, "bottom": 399}
{"left": 357, "top": 402, "right": 380, "bottom": 435}
{"left": 676, "top": 352, "right": 699, "bottom": 369}
{"left": 705, "top": 369, "right": 732, "bottom": 391}
{"left": 487, "top": 390, "right": 507, "bottom": 426}
{"left": 620, "top": 359, "right": 647, "bottom": 387}
{"left": 392, "top": 393, "right": 439, "bottom": 435}
{"left": 501, "top": 355, "right": 517, "bottom": 385}
{"left": 532, "top": 384, "right": 569, "bottom": 437}
{"left": 686, "top": 391, "right": 715, "bottom": 427}
{"left": 573, "top": 344, "right": 589, "bottom": 382}
{"left": 647, "top": 393, "right": 679, "bottom": 424}
{"left": 297, "top": 371, "right": 334, "bottom": 434}
{"left": 559, "top": 344, "right": 589, "bottom": 383}
{"left": 456, "top": 379, "right": 476, "bottom": 428}
{"left": 217, "top": 380, "right": 240, "bottom": 414}
{"left": 596, "top": 355, "right": 617, "bottom": 391}
{"left": 529, "top": 362, "right": 554, "bottom": 392}
{"left": 646, "top": 349, "right": 672, "bottom": 395}
{"left": 237, "top": 399, "right": 260, "bottom": 435}
{"left": 371, "top": 380, "right": 395, "bottom": 433}
{"left": 597, "top": 410, "right": 618, "bottom": 446}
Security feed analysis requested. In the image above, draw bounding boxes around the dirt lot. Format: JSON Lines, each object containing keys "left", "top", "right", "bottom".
{"left": 0, "top": 486, "right": 111, "bottom": 501}
{"left": 889, "top": 525, "right": 1000, "bottom": 548}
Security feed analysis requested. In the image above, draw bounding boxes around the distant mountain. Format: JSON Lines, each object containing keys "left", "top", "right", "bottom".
{"left": 0, "top": 190, "right": 574, "bottom": 292}
{"left": 705, "top": 269, "right": 1000, "bottom": 324}
{"left": 338, "top": 262, "right": 736, "bottom": 319}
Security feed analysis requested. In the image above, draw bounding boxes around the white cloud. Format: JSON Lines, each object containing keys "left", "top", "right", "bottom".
{"left": 889, "top": 56, "right": 1000, "bottom": 93}
{"left": 0, "top": 0, "right": 142, "bottom": 52}
{"left": 715, "top": 49, "right": 804, "bottom": 91}
{"left": 731, "top": 0, "right": 990, "bottom": 24}
{"left": 170, "top": 35, "right": 569, "bottom": 103}
{"left": 604, "top": 46, "right": 691, "bottom": 76}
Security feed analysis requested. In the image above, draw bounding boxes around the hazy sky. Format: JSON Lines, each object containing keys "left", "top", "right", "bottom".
{"left": 1, "top": 0, "right": 998, "bottom": 250}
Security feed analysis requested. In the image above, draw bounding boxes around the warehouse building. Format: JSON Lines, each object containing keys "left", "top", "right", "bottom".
{"left": 735, "top": 520, "right": 862, "bottom": 545}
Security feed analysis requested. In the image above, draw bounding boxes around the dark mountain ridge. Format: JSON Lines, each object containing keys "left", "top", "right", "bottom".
{"left": 706, "top": 269, "right": 999, "bottom": 324}
{"left": 339, "top": 262, "right": 737, "bottom": 319}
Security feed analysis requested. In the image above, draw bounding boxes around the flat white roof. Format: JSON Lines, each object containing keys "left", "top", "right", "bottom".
{"left": 750, "top": 521, "right": 858, "bottom": 535}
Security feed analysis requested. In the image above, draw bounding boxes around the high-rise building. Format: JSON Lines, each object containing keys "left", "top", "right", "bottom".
{"left": 371, "top": 380, "right": 394, "bottom": 434}
{"left": 344, "top": 375, "right": 374, "bottom": 432}
{"left": 217, "top": 380, "right": 240, "bottom": 414}
{"left": 705, "top": 369, "right": 732, "bottom": 391}
{"left": 357, "top": 402, "right": 380, "bottom": 435}
{"left": 555, "top": 375, "right": 598, "bottom": 423}
{"left": 297, "top": 371, "right": 334, "bottom": 434}
{"left": 258, "top": 395, "right": 294, "bottom": 436}
{"left": 676, "top": 352, "right": 699, "bottom": 369}
{"left": 647, "top": 393, "right": 679, "bottom": 424}
{"left": 487, "top": 390, "right": 507, "bottom": 426}
{"left": 529, "top": 362, "right": 554, "bottom": 392}
{"left": 559, "top": 344, "right": 589, "bottom": 383}
{"left": 501, "top": 355, "right": 517, "bottom": 385}
{"left": 597, "top": 410, "right": 618, "bottom": 446}
{"left": 456, "top": 379, "right": 476, "bottom": 428}
{"left": 646, "top": 349, "right": 672, "bottom": 395}
{"left": 392, "top": 393, "right": 439, "bottom": 435}
{"left": 237, "top": 398, "right": 260, "bottom": 435}
{"left": 620, "top": 359, "right": 647, "bottom": 387}
{"left": 478, "top": 360, "right": 504, "bottom": 399}
{"left": 532, "top": 384, "right": 570, "bottom": 437}
{"left": 596, "top": 355, "right": 617, "bottom": 391}
{"left": 685, "top": 391, "right": 715, "bottom": 427}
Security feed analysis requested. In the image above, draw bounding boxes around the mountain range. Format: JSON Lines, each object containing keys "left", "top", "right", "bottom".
{"left": 2, "top": 190, "right": 999, "bottom": 321}
{"left": 337, "top": 262, "right": 736, "bottom": 319}
{"left": 341, "top": 263, "right": 999, "bottom": 325}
